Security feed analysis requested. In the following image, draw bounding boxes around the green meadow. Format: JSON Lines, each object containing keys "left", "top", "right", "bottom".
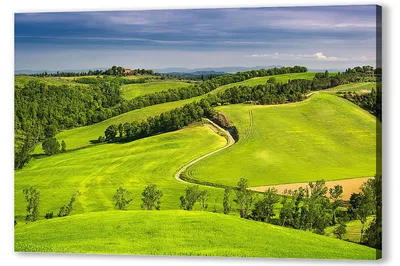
{"left": 14, "top": 210, "right": 376, "bottom": 259}
{"left": 190, "top": 93, "right": 379, "bottom": 187}
{"left": 14, "top": 76, "right": 87, "bottom": 87}
{"left": 324, "top": 82, "right": 377, "bottom": 94}
{"left": 16, "top": 123, "right": 227, "bottom": 220}
{"left": 121, "top": 81, "right": 192, "bottom": 100}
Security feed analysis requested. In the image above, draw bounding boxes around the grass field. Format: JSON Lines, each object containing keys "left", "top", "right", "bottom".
{"left": 34, "top": 72, "right": 320, "bottom": 153}
{"left": 14, "top": 76, "right": 87, "bottom": 87}
{"left": 190, "top": 93, "right": 379, "bottom": 187}
{"left": 16, "top": 123, "right": 227, "bottom": 220}
{"left": 121, "top": 81, "right": 192, "bottom": 100}
{"left": 325, "top": 216, "right": 375, "bottom": 243}
{"left": 14, "top": 210, "right": 377, "bottom": 259}
{"left": 324, "top": 82, "right": 377, "bottom": 94}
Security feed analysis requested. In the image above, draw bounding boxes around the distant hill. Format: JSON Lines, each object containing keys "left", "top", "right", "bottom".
{"left": 155, "top": 65, "right": 283, "bottom": 74}
{"left": 15, "top": 68, "right": 107, "bottom": 75}
{"left": 164, "top": 70, "right": 226, "bottom": 77}
{"left": 308, "top": 68, "right": 345, "bottom": 73}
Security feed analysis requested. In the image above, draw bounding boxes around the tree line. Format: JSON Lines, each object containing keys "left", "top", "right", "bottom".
{"left": 74, "top": 76, "right": 148, "bottom": 85}
{"left": 28, "top": 66, "right": 156, "bottom": 77}
{"left": 341, "top": 85, "right": 382, "bottom": 121}
{"left": 19, "top": 184, "right": 163, "bottom": 224}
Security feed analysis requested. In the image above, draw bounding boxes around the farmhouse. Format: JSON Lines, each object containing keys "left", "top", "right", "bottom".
{"left": 124, "top": 68, "right": 132, "bottom": 75}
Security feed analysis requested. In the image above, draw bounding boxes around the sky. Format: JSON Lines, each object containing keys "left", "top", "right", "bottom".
{"left": 14, "top": 5, "right": 379, "bottom": 71}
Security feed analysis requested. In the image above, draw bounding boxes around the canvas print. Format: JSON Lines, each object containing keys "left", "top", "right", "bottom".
{"left": 14, "top": 5, "right": 382, "bottom": 260}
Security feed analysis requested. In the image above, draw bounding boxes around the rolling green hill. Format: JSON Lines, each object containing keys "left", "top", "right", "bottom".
{"left": 14, "top": 76, "right": 88, "bottom": 87}
{"left": 324, "top": 82, "right": 377, "bottom": 94}
{"left": 121, "top": 81, "right": 192, "bottom": 100}
{"left": 190, "top": 93, "right": 379, "bottom": 187}
{"left": 16, "top": 123, "right": 227, "bottom": 220}
{"left": 34, "top": 72, "right": 320, "bottom": 153}
{"left": 14, "top": 210, "right": 377, "bottom": 259}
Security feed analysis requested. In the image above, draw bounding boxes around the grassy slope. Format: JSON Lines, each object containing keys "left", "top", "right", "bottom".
{"left": 121, "top": 81, "right": 192, "bottom": 100}
{"left": 14, "top": 76, "right": 87, "bottom": 87}
{"left": 34, "top": 72, "right": 318, "bottom": 153}
{"left": 14, "top": 210, "right": 377, "bottom": 259}
{"left": 191, "top": 93, "right": 379, "bottom": 187}
{"left": 324, "top": 82, "right": 377, "bottom": 94}
{"left": 16, "top": 123, "right": 227, "bottom": 220}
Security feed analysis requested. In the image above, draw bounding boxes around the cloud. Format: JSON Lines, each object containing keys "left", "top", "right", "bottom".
{"left": 246, "top": 52, "right": 351, "bottom": 61}
{"left": 313, "top": 52, "right": 346, "bottom": 61}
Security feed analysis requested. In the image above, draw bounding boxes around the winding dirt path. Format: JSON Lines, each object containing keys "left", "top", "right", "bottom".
{"left": 174, "top": 119, "right": 235, "bottom": 184}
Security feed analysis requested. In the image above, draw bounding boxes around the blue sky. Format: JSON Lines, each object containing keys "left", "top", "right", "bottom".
{"left": 15, "top": 5, "right": 378, "bottom": 71}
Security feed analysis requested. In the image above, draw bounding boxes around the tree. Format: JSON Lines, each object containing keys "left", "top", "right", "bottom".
{"left": 213, "top": 197, "right": 218, "bottom": 213}
{"left": 45, "top": 212, "right": 53, "bottom": 219}
{"left": 58, "top": 190, "right": 81, "bottom": 217}
{"left": 279, "top": 192, "right": 295, "bottom": 227}
{"left": 304, "top": 180, "right": 332, "bottom": 234}
{"left": 61, "top": 140, "right": 67, "bottom": 152}
{"left": 199, "top": 190, "right": 209, "bottom": 211}
{"left": 23, "top": 187, "right": 40, "bottom": 222}
{"left": 234, "top": 178, "right": 253, "bottom": 218}
{"left": 113, "top": 187, "right": 132, "bottom": 210}
{"left": 179, "top": 185, "right": 201, "bottom": 211}
{"left": 105, "top": 125, "right": 118, "bottom": 142}
{"left": 329, "top": 185, "right": 343, "bottom": 225}
{"left": 267, "top": 77, "right": 276, "bottom": 84}
{"left": 118, "top": 123, "right": 124, "bottom": 138}
{"left": 348, "top": 192, "right": 362, "bottom": 220}
{"left": 42, "top": 137, "right": 60, "bottom": 156}
{"left": 357, "top": 177, "right": 378, "bottom": 243}
{"left": 141, "top": 184, "right": 163, "bottom": 210}
{"left": 333, "top": 222, "right": 347, "bottom": 239}
{"left": 363, "top": 175, "right": 382, "bottom": 249}
{"left": 44, "top": 124, "right": 58, "bottom": 138}
{"left": 223, "top": 188, "right": 231, "bottom": 214}
{"left": 252, "top": 188, "right": 280, "bottom": 222}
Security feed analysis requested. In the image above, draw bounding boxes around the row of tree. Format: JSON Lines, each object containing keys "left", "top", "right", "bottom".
{"left": 28, "top": 66, "right": 156, "bottom": 77}
{"left": 22, "top": 188, "right": 81, "bottom": 222}
{"left": 74, "top": 76, "right": 148, "bottom": 85}
{"left": 341, "top": 85, "right": 382, "bottom": 121}
{"left": 178, "top": 175, "right": 381, "bottom": 250}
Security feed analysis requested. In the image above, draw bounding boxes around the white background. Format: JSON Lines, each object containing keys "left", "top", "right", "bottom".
{"left": 0, "top": 0, "right": 398, "bottom": 265}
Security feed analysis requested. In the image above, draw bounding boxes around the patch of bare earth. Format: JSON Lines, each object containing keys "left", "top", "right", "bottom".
{"left": 249, "top": 177, "right": 372, "bottom": 200}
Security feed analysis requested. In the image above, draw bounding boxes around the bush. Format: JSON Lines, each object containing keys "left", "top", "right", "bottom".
{"left": 45, "top": 212, "right": 53, "bottom": 219}
{"left": 42, "top": 137, "right": 60, "bottom": 156}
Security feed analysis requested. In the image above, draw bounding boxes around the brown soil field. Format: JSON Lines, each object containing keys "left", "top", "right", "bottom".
{"left": 249, "top": 177, "right": 373, "bottom": 200}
